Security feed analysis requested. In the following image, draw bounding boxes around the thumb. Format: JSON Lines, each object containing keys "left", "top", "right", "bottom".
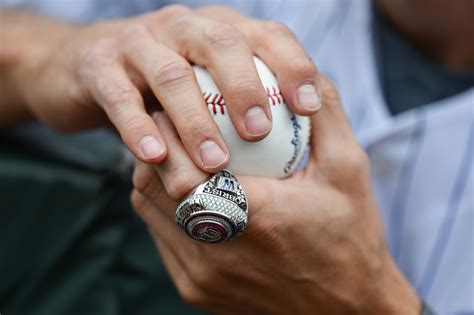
{"left": 309, "top": 76, "right": 358, "bottom": 161}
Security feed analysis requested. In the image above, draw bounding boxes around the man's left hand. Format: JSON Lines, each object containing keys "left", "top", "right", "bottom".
{"left": 131, "top": 77, "right": 420, "bottom": 315}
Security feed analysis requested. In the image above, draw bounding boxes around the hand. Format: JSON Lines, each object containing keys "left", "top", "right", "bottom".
{"left": 131, "top": 77, "right": 421, "bottom": 314}
{"left": 2, "top": 5, "right": 321, "bottom": 170}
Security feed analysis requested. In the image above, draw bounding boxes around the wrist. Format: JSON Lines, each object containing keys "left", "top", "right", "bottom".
{"left": 362, "top": 253, "right": 421, "bottom": 315}
{"left": 0, "top": 9, "right": 77, "bottom": 122}
{"left": 1, "top": 10, "right": 76, "bottom": 73}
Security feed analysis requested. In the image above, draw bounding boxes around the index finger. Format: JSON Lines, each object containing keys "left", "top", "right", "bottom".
{"left": 122, "top": 24, "right": 230, "bottom": 172}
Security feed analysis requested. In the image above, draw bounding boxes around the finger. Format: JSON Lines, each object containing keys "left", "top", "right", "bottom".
{"left": 133, "top": 157, "right": 281, "bottom": 263}
{"left": 80, "top": 44, "right": 167, "bottom": 163}
{"left": 131, "top": 189, "right": 194, "bottom": 292}
{"left": 132, "top": 159, "right": 177, "bottom": 221}
{"left": 131, "top": 188, "right": 195, "bottom": 253}
{"left": 130, "top": 190, "right": 201, "bottom": 296}
{"left": 130, "top": 189, "right": 209, "bottom": 295}
{"left": 145, "top": 112, "right": 278, "bottom": 225}
{"left": 132, "top": 138, "right": 278, "bottom": 244}
{"left": 153, "top": 235, "right": 207, "bottom": 308}
{"left": 196, "top": 7, "right": 322, "bottom": 115}
{"left": 310, "top": 76, "right": 354, "bottom": 149}
{"left": 152, "top": 111, "right": 285, "bottom": 226}
{"left": 152, "top": 112, "right": 209, "bottom": 202}
{"left": 167, "top": 15, "right": 273, "bottom": 141}
{"left": 123, "top": 24, "right": 229, "bottom": 172}
{"left": 154, "top": 235, "right": 193, "bottom": 296}
{"left": 305, "top": 76, "right": 367, "bottom": 179}
{"left": 132, "top": 186, "right": 270, "bottom": 310}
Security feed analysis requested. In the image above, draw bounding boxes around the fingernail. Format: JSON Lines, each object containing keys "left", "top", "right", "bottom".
{"left": 139, "top": 135, "right": 164, "bottom": 160}
{"left": 199, "top": 140, "right": 227, "bottom": 168}
{"left": 152, "top": 112, "right": 160, "bottom": 123}
{"left": 297, "top": 84, "right": 321, "bottom": 111}
{"left": 244, "top": 106, "right": 271, "bottom": 136}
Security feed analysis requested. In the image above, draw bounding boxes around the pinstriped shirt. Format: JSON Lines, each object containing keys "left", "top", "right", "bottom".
{"left": 2, "top": 0, "right": 473, "bottom": 314}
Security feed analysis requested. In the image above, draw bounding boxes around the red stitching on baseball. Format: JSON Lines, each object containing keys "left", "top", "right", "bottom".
{"left": 204, "top": 85, "right": 284, "bottom": 115}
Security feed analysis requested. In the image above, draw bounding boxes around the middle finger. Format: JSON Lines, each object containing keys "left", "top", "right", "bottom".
{"left": 168, "top": 15, "right": 273, "bottom": 141}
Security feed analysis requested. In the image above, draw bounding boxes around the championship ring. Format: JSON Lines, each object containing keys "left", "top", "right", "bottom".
{"left": 175, "top": 170, "right": 248, "bottom": 243}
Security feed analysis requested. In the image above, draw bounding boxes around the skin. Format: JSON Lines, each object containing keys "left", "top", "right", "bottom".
{"left": 3, "top": 1, "right": 471, "bottom": 313}
{"left": 131, "top": 77, "right": 421, "bottom": 315}
{"left": 0, "top": 5, "right": 321, "bottom": 171}
{"left": 130, "top": 3, "right": 474, "bottom": 313}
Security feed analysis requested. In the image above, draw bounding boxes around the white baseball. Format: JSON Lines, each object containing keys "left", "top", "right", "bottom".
{"left": 193, "top": 57, "right": 311, "bottom": 178}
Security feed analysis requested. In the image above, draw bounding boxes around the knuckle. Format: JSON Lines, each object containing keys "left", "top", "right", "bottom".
{"left": 122, "top": 113, "right": 143, "bottom": 131}
{"left": 330, "top": 144, "right": 370, "bottom": 182}
{"left": 78, "top": 40, "right": 116, "bottom": 67}
{"left": 188, "top": 263, "right": 213, "bottom": 289}
{"left": 226, "top": 77, "right": 263, "bottom": 105}
{"left": 164, "top": 173, "right": 197, "bottom": 200}
{"left": 130, "top": 190, "right": 142, "bottom": 209}
{"left": 178, "top": 285, "right": 206, "bottom": 308}
{"left": 321, "top": 76, "right": 341, "bottom": 103}
{"left": 132, "top": 165, "right": 161, "bottom": 200}
{"left": 130, "top": 190, "right": 147, "bottom": 217}
{"left": 152, "top": 59, "right": 193, "bottom": 90}
{"left": 120, "top": 23, "right": 148, "bottom": 41}
{"left": 204, "top": 23, "right": 245, "bottom": 48}
{"left": 167, "top": 15, "right": 192, "bottom": 32}
{"left": 179, "top": 112, "right": 213, "bottom": 138}
{"left": 292, "top": 58, "right": 318, "bottom": 80}
{"left": 103, "top": 85, "right": 140, "bottom": 109}
{"left": 346, "top": 146, "right": 370, "bottom": 175}
{"left": 260, "top": 20, "right": 292, "bottom": 37}
{"left": 77, "top": 40, "right": 117, "bottom": 79}
{"left": 198, "top": 4, "right": 238, "bottom": 15}
{"left": 132, "top": 165, "right": 151, "bottom": 193}
{"left": 200, "top": 5, "right": 239, "bottom": 16}
{"left": 158, "top": 4, "right": 192, "bottom": 20}
{"left": 257, "top": 21, "right": 294, "bottom": 48}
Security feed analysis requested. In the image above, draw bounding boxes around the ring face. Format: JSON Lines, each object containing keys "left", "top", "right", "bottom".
{"left": 176, "top": 170, "right": 248, "bottom": 243}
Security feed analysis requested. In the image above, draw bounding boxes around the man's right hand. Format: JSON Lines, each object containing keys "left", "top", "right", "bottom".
{"left": 1, "top": 5, "right": 321, "bottom": 171}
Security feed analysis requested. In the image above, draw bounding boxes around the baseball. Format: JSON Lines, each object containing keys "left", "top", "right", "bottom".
{"left": 193, "top": 57, "right": 311, "bottom": 178}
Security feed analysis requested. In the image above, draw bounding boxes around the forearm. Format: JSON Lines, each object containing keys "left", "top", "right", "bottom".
{"left": 0, "top": 9, "right": 75, "bottom": 127}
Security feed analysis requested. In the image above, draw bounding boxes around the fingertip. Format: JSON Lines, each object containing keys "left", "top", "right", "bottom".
{"left": 198, "top": 139, "right": 230, "bottom": 172}
{"left": 257, "top": 55, "right": 322, "bottom": 116}
{"left": 296, "top": 83, "right": 322, "bottom": 113}
{"left": 242, "top": 106, "right": 273, "bottom": 140}
{"left": 151, "top": 111, "right": 229, "bottom": 173}
{"left": 151, "top": 111, "right": 164, "bottom": 124}
{"left": 277, "top": 80, "right": 322, "bottom": 117}
{"left": 137, "top": 134, "right": 167, "bottom": 163}
{"left": 130, "top": 189, "right": 141, "bottom": 205}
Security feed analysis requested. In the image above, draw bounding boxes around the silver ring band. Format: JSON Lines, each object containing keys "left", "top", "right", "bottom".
{"left": 175, "top": 170, "right": 248, "bottom": 243}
